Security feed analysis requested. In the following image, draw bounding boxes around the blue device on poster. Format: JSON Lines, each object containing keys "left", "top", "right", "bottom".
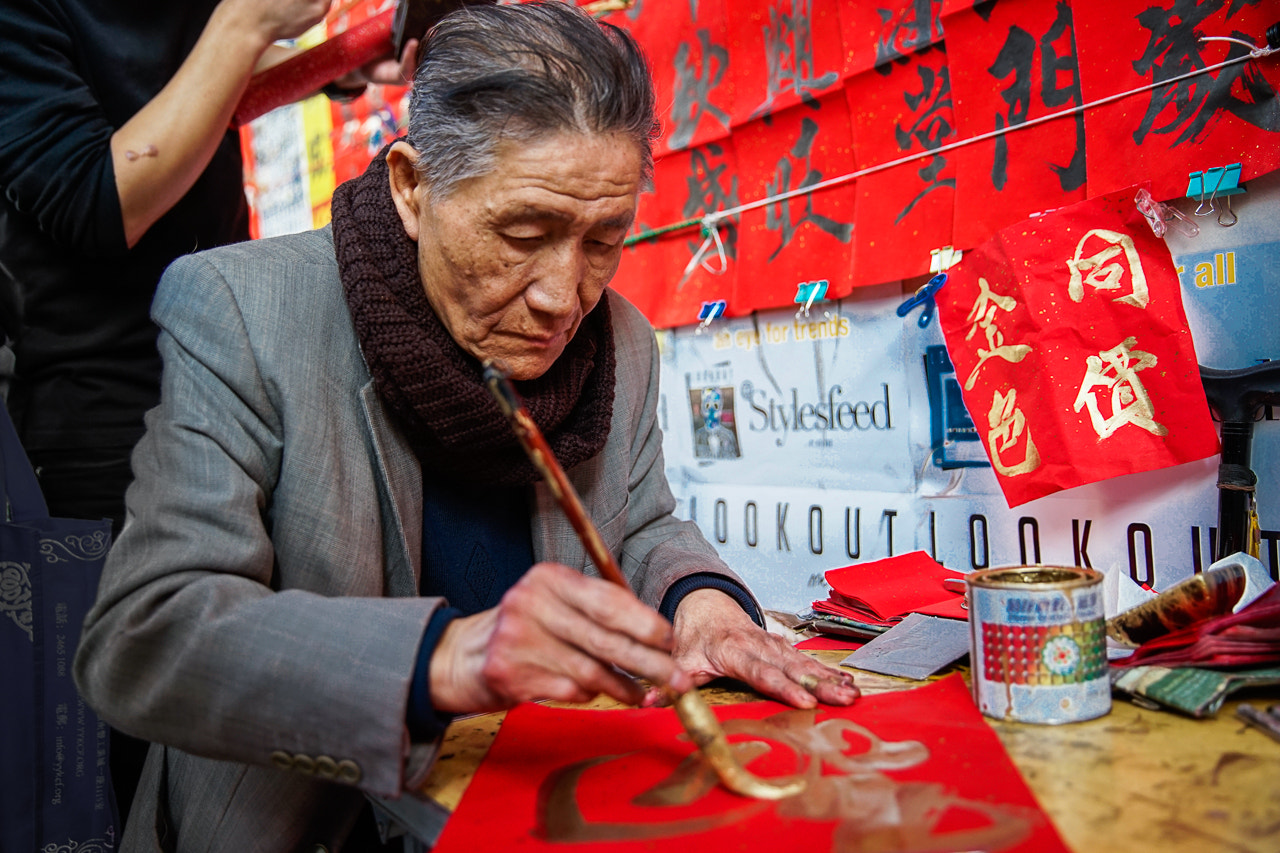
{"left": 924, "top": 345, "right": 989, "bottom": 470}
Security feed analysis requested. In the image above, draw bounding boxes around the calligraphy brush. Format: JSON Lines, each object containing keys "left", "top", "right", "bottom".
{"left": 483, "top": 360, "right": 803, "bottom": 801}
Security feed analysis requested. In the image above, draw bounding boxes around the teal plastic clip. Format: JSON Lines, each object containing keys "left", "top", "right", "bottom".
{"left": 1186, "top": 163, "right": 1244, "bottom": 200}
{"left": 794, "top": 280, "right": 829, "bottom": 317}
{"left": 1186, "top": 163, "right": 1245, "bottom": 225}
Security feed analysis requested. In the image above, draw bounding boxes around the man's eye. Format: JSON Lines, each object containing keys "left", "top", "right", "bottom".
{"left": 587, "top": 234, "right": 624, "bottom": 250}
{"left": 503, "top": 232, "right": 546, "bottom": 245}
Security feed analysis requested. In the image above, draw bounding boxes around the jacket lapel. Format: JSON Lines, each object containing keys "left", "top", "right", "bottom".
{"left": 360, "top": 382, "right": 422, "bottom": 598}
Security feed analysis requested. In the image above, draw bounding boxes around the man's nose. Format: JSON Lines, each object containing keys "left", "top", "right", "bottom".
{"left": 526, "top": 242, "right": 586, "bottom": 316}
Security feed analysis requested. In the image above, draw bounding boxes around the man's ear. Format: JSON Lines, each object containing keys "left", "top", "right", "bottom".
{"left": 386, "top": 140, "right": 424, "bottom": 241}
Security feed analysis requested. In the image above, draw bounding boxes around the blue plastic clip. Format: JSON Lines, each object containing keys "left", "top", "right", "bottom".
{"left": 896, "top": 273, "right": 947, "bottom": 328}
{"left": 696, "top": 299, "right": 727, "bottom": 333}
{"left": 698, "top": 299, "right": 727, "bottom": 321}
{"left": 794, "top": 280, "right": 829, "bottom": 317}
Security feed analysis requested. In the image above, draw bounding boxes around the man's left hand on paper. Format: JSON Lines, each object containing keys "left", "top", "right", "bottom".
{"left": 656, "top": 587, "right": 861, "bottom": 709}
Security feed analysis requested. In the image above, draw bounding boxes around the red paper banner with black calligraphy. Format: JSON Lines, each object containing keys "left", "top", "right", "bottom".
{"left": 598, "top": 0, "right": 734, "bottom": 159}
{"left": 733, "top": 93, "right": 857, "bottom": 312}
{"left": 725, "top": 0, "right": 846, "bottom": 127}
{"left": 839, "top": 0, "right": 946, "bottom": 79}
{"left": 614, "top": 140, "right": 743, "bottom": 331}
{"left": 934, "top": 184, "right": 1219, "bottom": 507}
{"left": 943, "top": 0, "right": 1089, "bottom": 249}
{"left": 1074, "top": 0, "right": 1280, "bottom": 201}
{"left": 430, "top": 676, "right": 1070, "bottom": 853}
{"left": 847, "top": 43, "right": 957, "bottom": 287}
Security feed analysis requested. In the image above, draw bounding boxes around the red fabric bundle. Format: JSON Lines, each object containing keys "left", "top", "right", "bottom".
{"left": 1113, "top": 584, "right": 1280, "bottom": 669}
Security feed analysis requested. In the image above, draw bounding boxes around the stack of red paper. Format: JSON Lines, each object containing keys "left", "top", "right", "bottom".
{"left": 1112, "top": 584, "right": 1280, "bottom": 669}
{"left": 811, "top": 551, "right": 967, "bottom": 628}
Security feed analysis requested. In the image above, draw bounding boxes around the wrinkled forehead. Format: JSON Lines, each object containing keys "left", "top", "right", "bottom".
{"left": 438, "top": 131, "right": 645, "bottom": 217}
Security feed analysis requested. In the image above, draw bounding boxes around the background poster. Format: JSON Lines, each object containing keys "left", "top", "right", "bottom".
{"left": 658, "top": 286, "right": 1278, "bottom": 615}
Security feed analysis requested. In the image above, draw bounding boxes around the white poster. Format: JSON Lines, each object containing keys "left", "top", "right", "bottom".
{"left": 246, "top": 104, "right": 313, "bottom": 240}
{"left": 658, "top": 282, "right": 1279, "bottom": 615}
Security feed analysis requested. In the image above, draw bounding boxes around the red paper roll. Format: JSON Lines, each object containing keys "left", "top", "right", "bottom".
{"left": 233, "top": 8, "right": 395, "bottom": 126}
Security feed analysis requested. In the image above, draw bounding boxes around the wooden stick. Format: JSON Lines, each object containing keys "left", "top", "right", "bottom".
{"left": 483, "top": 361, "right": 803, "bottom": 801}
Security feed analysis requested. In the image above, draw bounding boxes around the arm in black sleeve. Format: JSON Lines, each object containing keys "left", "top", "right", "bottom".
{"left": 0, "top": 0, "right": 128, "bottom": 256}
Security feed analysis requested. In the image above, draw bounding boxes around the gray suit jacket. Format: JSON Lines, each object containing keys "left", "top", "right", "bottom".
{"left": 74, "top": 226, "right": 750, "bottom": 852}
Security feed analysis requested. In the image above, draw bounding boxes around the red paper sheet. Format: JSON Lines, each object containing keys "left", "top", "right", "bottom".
{"left": 816, "top": 550, "right": 967, "bottom": 626}
{"left": 1074, "top": 0, "right": 1280, "bottom": 200}
{"left": 944, "top": 0, "right": 1089, "bottom": 249}
{"left": 599, "top": 0, "right": 734, "bottom": 158}
{"left": 934, "top": 184, "right": 1220, "bottom": 507}
{"left": 794, "top": 635, "right": 867, "bottom": 651}
{"left": 840, "top": 0, "right": 946, "bottom": 79}
{"left": 847, "top": 44, "right": 957, "bottom": 287}
{"left": 431, "top": 675, "right": 1069, "bottom": 853}
{"left": 733, "top": 93, "right": 857, "bottom": 312}
{"left": 725, "top": 0, "right": 846, "bottom": 127}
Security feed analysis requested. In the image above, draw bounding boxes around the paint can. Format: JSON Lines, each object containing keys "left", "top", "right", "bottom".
{"left": 966, "top": 565, "right": 1110, "bottom": 724}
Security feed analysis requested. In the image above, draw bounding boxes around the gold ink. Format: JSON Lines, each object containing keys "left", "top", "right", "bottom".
{"left": 1067, "top": 228, "right": 1149, "bottom": 308}
{"left": 1073, "top": 336, "right": 1167, "bottom": 439}
{"left": 986, "top": 388, "right": 1041, "bottom": 477}
{"left": 962, "top": 277, "right": 1032, "bottom": 391}
{"left": 633, "top": 741, "right": 773, "bottom": 807}
{"left": 537, "top": 754, "right": 768, "bottom": 842}
{"left": 539, "top": 708, "right": 1037, "bottom": 851}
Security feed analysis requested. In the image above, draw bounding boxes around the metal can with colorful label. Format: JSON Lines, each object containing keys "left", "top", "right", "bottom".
{"left": 966, "top": 566, "right": 1110, "bottom": 724}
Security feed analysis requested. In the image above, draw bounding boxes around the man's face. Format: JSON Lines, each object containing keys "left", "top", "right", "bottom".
{"left": 390, "top": 133, "right": 643, "bottom": 380}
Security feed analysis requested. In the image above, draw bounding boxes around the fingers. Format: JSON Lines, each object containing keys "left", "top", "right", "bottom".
{"left": 707, "top": 633, "right": 859, "bottom": 710}
{"left": 357, "top": 40, "right": 419, "bottom": 87}
{"left": 400, "top": 39, "right": 420, "bottom": 79}
{"left": 671, "top": 588, "right": 860, "bottom": 710}
{"left": 646, "top": 651, "right": 859, "bottom": 711}
{"left": 431, "top": 563, "right": 690, "bottom": 714}
{"left": 484, "top": 605, "right": 654, "bottom": 707}
{"left": 222, "top": 0, "right": 333, "bottom": 45}
{"left": 794, "top": 664, "right": 861, "bottom": 705}
{"left": 481, "top": 639, "right": 648, "bottom": 707}
{"left": 512, "top": 563, "right": 693, "bottom": 695}
{"left": 541, "top": 564, "right": 674, "bottom": 649}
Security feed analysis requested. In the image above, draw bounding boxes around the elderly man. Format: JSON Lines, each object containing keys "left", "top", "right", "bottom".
{"left": 74, "top": 3, "right": 859, "bottom": 850}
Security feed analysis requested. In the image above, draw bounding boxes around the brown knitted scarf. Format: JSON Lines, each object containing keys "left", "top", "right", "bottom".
{"left": 330, "top": 144, "right": 616, "bottom": 486}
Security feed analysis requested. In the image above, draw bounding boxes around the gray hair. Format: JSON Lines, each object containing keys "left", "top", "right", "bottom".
{"left": 404, "top": 1, "right": 659, "bottom": 199}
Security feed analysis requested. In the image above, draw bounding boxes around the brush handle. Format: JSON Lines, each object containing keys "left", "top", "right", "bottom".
{"left": 483, "top": 363, "right": 627, "bottom": 588}
{"left": 483, "top": 360, "right": 806, "bottom": 801}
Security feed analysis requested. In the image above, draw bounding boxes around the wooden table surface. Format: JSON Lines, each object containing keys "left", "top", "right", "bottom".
{"left": 417, "top": 651, "right": 1280, "bottom": 853}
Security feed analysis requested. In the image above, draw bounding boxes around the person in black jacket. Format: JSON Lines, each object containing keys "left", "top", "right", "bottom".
{"left": 0, "top": 0, "right": 413, "bottom": 826}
